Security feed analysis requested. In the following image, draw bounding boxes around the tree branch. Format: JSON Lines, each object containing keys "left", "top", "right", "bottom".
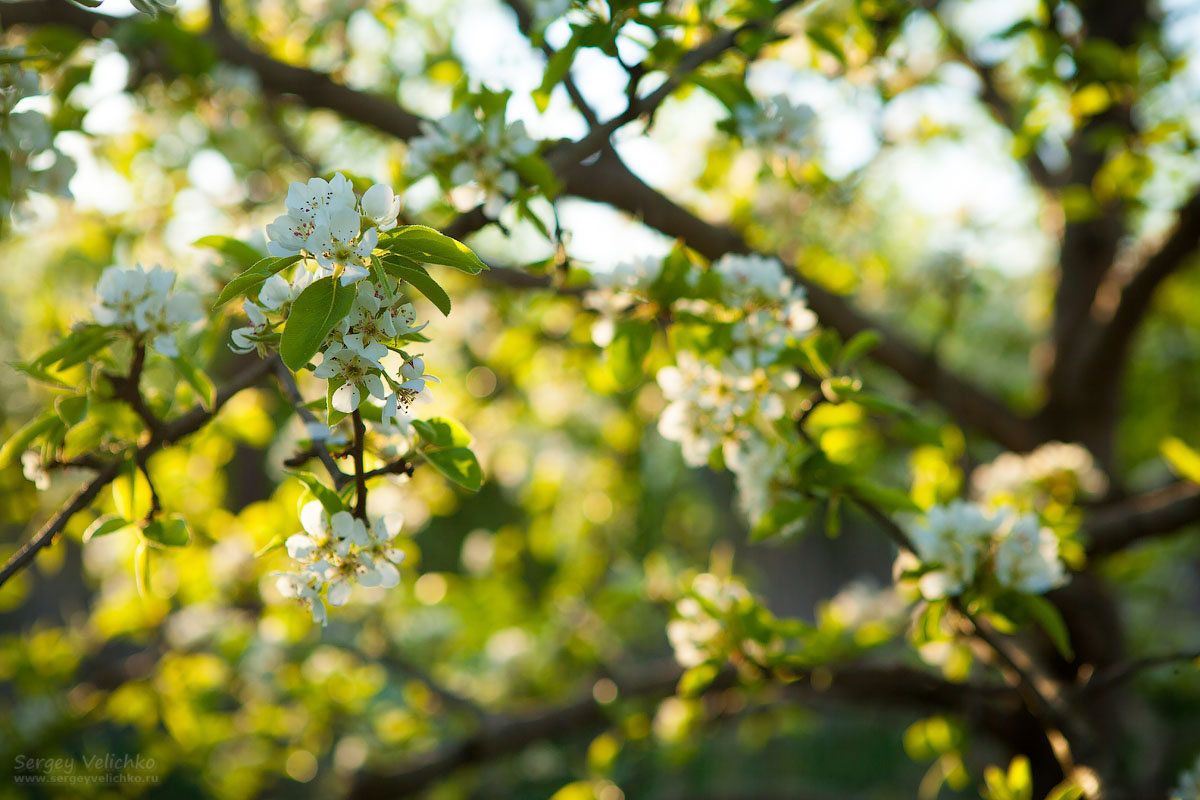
{"left": 0, "top": 355, "right": 276, "bottom": 588}
{"left": 349, "top": 658, "right": 1015, "bottom": 799}
{"left": 1085, "top": 480, "right": 1200, "bottom": 558}
{"left": 1082, "top": 189, "right": 1200, "bottom": 390}
{"left": 1080, "top": 648, "right": 1200, "bottom": 697}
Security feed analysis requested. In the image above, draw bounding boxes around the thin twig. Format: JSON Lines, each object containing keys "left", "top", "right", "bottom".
{"left": 1080, "top": 648, "right": 1200, "bottom": 697}
{"left": 0, "top": 356, "right": 276, "bottom": 588}
{"left": 352, "top": 410, "right": 368, "bottom": 520}
{"left": 103, "top": 343, "right": 163, "bottom": 436}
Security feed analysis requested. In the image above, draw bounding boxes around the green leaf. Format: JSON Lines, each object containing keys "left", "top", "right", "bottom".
{"left": 677, "top": 662, "right": 720, "bottom": 697}
{"left": 54, "top": 395, "right": 88, "bottom": 428}
{"left": 141, "top": 514, "right": 191, "bottom": 548}
{"left": 423, "top": 447, "right": 482, "bottom": 491}
{"left": 851, "top": 478, "right": 922, "bottom": 514}
{"left": 280, "top": 276, "right": 356, "bottom": 372}
{"left": 648, "top": 241, "right": 695, "bottom": 305}
{"left": 379, "top": 225, "right": 488, "bottom": 274}
{"left": 134, "top": 541, "right": 150, "bottom": 598}
{"left": 326, "top": 376, "right": 349, "bottom": 427}
{"left": 171, "top": 356, "right": 216, "bottom": 410}
{"left": 1019, "top": 594, "right": 1074, "bottom": 661}
{"left": 412, "top": 417, "right": 472, "bottom": 448}
{"left": 798, "top": 331, "right": 837, "bottom": 379}
{"left": 807, "top": 28, "right": 846, "bottom": 66}
{"left": 511, "top": 154, "right": 561, "bottom": 197}
{"left": 607, "top": 320, "right": 654, "bottom": 389}
{"left": 213, "top": 255, "right": 303, "bottom": 309}
{"left": 691, "top": 72, "right": 756, "bottom": 113}
{"left": 750, "top": 497, "right": 814, "bottom": 541}
{"left": 535, "top": 33, "right": 580, "bottom": 112}
{"left": 292, "top": 471, "right": 346, "bottom": 515}
{"left": 24, "top": 325, "right": 114, "bottom": 373}
{"left": 0, "top": 412, "right": 57, "bottom": 469}
{"left": 113, "top": 462, "right": 153, "bottom": 521}
{"left": 193, "top": 235, "right": 264, "bottom": 268}
{"left": 254, "top": 534, "right": 286, "bottom": 558}
{"left": 1161, "top": 437, "right": 1200, "bottom": 483}
{"left": 839, "top": 329, "right": 881, "bottom": 369}
{"left": 1043, "top": 781, "right": 1085, "bottom": 800}
{"left": 380, "top": 255, "right": 452, "bottom": 316}
{"left": 84, "top": 514, "right": 131, "bottom": 542}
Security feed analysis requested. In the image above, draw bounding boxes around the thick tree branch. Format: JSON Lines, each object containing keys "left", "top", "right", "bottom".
{"left": 1085, "top": 480, "right": 1200, "bottom": 558}
{"left": 350, "top": 659, "right": 1015, "bottom": 799}
{"left": 1082, "top": 190, "right": 1200, "bottom": 389}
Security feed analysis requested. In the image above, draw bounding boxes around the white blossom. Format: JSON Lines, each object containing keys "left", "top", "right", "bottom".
{"left": 21, "top": 450, "right": 50, "bottom": 490}
{"left": 972, "top": 441, "right": 1107, "bottom": 505}
{"left": 407, "top": 108, "right": 537, "bottom": 215}
{"left": 897, "top": 500, "right": 1070, "bottom": 599}
{"left": 313, "top": 342, "right": 387, "bottom": 413}
{"left": 309, "top": 205, "right": 377, "bottom": 286}
{"left": 91, "top": 264, "right": 201, "bottom": 357}
{"left": 712, "top": 253, "right": 790, "bottom": 302}
{"left": 274, "top": 500, "right": 408, "bottom": 624}
{"left": 907, "top": 500, "right": 1002, "bottom": 599}
{"left": 734, "top": 95, "right": 817, "bottom": 158}
{"left": 992, "top": 512, "right": 1067, "bottom": 594}
{"left": 361, "top": 183, "right": 401, "bottom": 231}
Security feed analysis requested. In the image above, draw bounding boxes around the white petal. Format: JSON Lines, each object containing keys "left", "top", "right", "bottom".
{"left": 332, "top": 382, "right": 361, "bottom": 412}
{"left": 340, "top": 263, "right": 370, "bottom": 286}
{"left": 327, "top": 579, "right": 352, "bottom": 607}
{"left": 286, "top": 534, "right": 318, "bottom": 560}
{"left": 259, "top": 274, "right": 292, "bottom": 309}
{"left": 329, "top": 205, "right": 360, "bottom": 245}
{"left": 331, "top": 511, "right": 355, "bottom": 541}
{"left": 150, "top": 334, "right": 179, "bottom": 358}
{"left": 357, "top": 565, "right": 382, "bottom": 588}
{"left": 300, "top": 501, "right": 328, "bottom": 536}
{"left": 363, "top": 373, "right": 386, "bottom": 400}
{"left": 356, "top": 227, "right": 378, "bottom": 257}
{"left": 362, "top": 183, "right": 396, "bottom": 222}
{"left": 375, "top": 561, "right": 400, "bottom": 588}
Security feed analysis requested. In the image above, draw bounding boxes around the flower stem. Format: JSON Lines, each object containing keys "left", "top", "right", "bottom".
{"left": 352, "top": 410, "right": 368, "bottom": 520}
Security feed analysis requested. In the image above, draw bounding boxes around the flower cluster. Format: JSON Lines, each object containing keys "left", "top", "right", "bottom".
{"left": 653, "top": 254, "right": 814, "bottom": 529}
{"left": 733, "top": 95, "right": 817, "bottom": 160}
{"left": 667, "top": 573, "right": 758, "bottom": 668}
{"left": 407, "top": 107, "right": 537, "bottom": 216}
{"left": 274, "top": 502, "right": 406, "bottom": 625}
{"left": 266, "top": 173, "right": 401, "bottom": 286}
{"left": 971, "top": 441, "right": 1107, "bottom": 508}
{"left": 895, "top": 500, "right": 1068, "bottom": 600}
{"left": 0, "top": 50, "right": 75, "bottom": 221}
{"left": 91, "top": 263, "right": 202, "bottom": 357}
{"left": 241, "top": 174, "right": 437, "bottom": 422}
